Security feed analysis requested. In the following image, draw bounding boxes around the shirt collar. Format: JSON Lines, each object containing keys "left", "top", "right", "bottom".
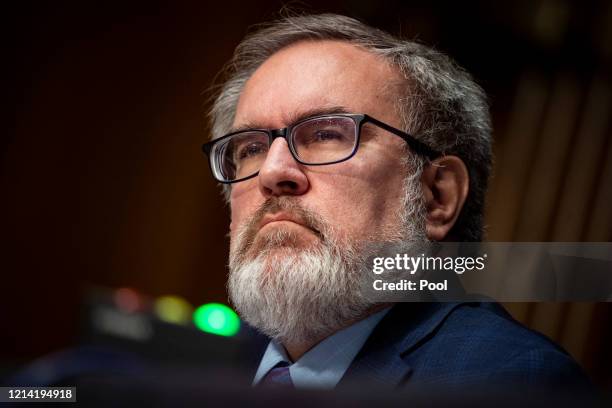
{"left": 253, "top": 307, "right": 390, "bottom": 389}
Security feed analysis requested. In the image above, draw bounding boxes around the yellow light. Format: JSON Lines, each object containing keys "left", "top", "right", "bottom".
{"left": 154, "top": 295, "right": 193, "bottom": 325}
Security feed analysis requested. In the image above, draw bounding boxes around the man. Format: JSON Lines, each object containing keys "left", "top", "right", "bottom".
{"left": 202, "top": 14, "right": 589, "bottom": 391}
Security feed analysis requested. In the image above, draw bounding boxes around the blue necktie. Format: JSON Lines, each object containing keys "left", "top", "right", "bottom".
{"left": 259, "top": 361, "right": 293, "bottom": 388}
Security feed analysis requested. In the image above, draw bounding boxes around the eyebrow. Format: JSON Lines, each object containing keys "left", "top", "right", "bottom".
{"left": 229, "top": 105, "right": 352, "bottom": 133}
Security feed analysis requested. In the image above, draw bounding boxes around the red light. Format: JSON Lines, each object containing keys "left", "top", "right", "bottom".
{"left": 114, "top": 287, "right": 141, "bottom": 313}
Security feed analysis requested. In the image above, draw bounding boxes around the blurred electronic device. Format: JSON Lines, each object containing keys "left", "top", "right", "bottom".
{"left": 8, "top": 286, "right": 266, "bottom": 388}
{"left": 80, "top": 286, "right": 262, "bottom": 368}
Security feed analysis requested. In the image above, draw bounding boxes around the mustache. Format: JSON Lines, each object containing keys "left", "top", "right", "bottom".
{"left": 236, "top": 197, "right": 328, "bottom": 253}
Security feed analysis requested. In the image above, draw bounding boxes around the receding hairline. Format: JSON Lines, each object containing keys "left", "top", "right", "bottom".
{"left": 228, "top": 38, "right": 409, "bottom": 135}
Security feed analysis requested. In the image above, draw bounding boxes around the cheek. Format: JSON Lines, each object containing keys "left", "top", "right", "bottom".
{"left": 229, "top": 186, "right": 263, "bottom": 236}
{"left": 308, "top": 160, "right": 407, "bottom": 237}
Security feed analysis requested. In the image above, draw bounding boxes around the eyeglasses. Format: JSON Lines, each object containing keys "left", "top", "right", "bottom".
{"left": 202, "top": 113, "right": 441, "bottom": 184}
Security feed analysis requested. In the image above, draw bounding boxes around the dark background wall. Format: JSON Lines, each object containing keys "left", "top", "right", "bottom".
{"left": 3, "top": 0, "right": 612, "bottom": 385}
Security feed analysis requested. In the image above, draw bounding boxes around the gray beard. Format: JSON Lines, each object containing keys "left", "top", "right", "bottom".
{"left": 227, "top": 170, "right": 427, "bottom": 345}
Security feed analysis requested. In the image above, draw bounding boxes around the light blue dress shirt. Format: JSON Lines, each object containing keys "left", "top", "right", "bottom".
{"left": 252, "top": 307, "right": 390, "bottom": 389}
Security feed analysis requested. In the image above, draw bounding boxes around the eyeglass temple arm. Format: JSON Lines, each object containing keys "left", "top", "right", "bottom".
{"left": 202, "top": 141, "right": 213, "bottom": 155}
{"left": 363, "top": 115, "right": 441, "bottom": 160}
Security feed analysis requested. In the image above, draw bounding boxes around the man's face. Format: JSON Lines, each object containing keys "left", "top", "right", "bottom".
{"left": 226, "top": 40, "right": 426, "bottom": 344}
{"left": 229, "top": 40, "right": 411, "bottom": 256}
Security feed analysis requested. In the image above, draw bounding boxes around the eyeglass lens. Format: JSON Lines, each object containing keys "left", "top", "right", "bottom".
{"left": 214, "top": 116, "right": 358, "bottom": 182}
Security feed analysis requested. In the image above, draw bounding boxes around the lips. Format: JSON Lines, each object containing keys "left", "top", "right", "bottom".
{"left": 259, "top": 212, "right": 307, "bottom": 230}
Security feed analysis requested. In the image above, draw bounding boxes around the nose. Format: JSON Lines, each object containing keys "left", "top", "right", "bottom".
{"left": 258, "top": 138, "right": 309, "bottom": 197}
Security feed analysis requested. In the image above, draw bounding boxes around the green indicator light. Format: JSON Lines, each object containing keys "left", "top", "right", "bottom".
{"left": 193, "top": 303, "right": 240, "bottom": 336}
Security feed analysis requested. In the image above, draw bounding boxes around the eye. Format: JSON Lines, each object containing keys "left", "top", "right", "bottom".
{"left": 313, "top": 130, "right": 343, "bottom": 141}
{"left": 292, "top": 117, "right": 356, "bottom": 151}
{"left": 237, "top": 141, "right": 267, "bottom": 160}
{"left": 299, "top": 128, "right": 347, "bottom": 146}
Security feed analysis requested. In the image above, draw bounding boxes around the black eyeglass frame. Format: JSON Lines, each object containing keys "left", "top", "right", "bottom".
{"left": 201, "top": 113, "right": 441, "bottom": 184}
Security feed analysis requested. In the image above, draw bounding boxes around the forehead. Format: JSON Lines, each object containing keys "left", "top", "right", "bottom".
{"left": 233, "top": 40, "right": 402, "bottom": 129}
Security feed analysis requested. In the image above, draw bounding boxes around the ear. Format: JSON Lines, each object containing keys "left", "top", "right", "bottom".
{"left": 421, "top": 155, "right": 469, "bottom": 241}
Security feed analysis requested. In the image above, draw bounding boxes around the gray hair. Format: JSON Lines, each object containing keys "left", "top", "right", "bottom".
{"left": 208, "top": 13, "right": 492, "bottom": 241}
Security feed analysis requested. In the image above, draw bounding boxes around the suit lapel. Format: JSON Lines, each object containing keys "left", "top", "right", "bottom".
{"left": 337, "top": 302, "right": 467, "bottom": 389}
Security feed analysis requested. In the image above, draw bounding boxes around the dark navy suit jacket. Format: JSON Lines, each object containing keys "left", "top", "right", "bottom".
{"left": 336, "top": 302, "right": 590, "bottom": 391}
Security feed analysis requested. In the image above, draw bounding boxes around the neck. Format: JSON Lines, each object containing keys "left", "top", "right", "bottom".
{"left": 282, "top": 303, "right": 391, "bottom": 361}
{"left": 284, "top": 340, "right": 316, "bottom": 362}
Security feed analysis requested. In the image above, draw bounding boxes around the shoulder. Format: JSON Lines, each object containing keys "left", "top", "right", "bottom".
{"left": 402, "top": 302, "right": 590, "bottom": 388}
{"left": 430, "top": 302, "right": 565, "bottom": 353}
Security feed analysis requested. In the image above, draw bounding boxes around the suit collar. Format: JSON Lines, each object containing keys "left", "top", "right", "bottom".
{"left": 337, "top": 302, "right": 467, "bottom": 389}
